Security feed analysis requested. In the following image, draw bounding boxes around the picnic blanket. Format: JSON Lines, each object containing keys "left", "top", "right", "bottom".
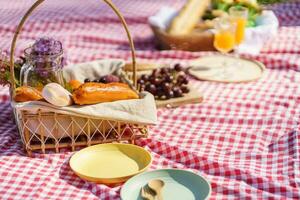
{"left": 0, "top": 0, "right": 299, "bottom": 199}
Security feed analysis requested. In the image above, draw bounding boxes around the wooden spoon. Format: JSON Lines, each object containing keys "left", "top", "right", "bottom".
{"left": 148, "top": 179, "right": 165, "bottom": 200}
{"left": 141, "top": 186, "right": 155, "bottom": 200}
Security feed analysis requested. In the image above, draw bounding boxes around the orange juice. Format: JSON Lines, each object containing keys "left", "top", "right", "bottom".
{"left": 214, "top": 30, "right": 235, "bottom": 53}
{"left": 233, "top": 18, "right": 247, "bottom": 45}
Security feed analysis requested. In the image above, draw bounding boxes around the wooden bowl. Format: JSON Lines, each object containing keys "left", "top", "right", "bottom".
{"left": 150, "top": 25, "right": 215, "bottom": 52}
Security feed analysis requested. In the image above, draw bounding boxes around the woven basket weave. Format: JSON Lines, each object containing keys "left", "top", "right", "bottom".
{"left": 9, "top": 0, "right": 148, "bottom": 156}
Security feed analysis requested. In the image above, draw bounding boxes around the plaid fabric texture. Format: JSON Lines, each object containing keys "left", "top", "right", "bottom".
{"left": 0, "top": 0, "right": 299, "bottom": 199}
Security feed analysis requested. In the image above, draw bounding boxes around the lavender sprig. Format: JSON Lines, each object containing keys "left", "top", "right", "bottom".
{"left": 32, "top": 37, "right": 63, "bottom": 56}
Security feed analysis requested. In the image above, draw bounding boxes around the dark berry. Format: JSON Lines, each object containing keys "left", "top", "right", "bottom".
{"left": 160, "top": 67, "right": 168, "bottom": 74}
{"left": 140, "top": 85, "right": 146, "bottom": 91}
{"left": 138, "top": 79, "right": 145, "bottom": 85}
{"left": 150, "top": 77, "right": 161, "bottom": 86}
{"left": 182, "top": 77, "right": 189, "bottom": 85}
{"left": 181, "top": 85, "right": 190, "bottom": 93}
{"left": 145, "top": 84, "right": 156, "bottom": 95}
{"left": 166, "top": 90, "right": 174, "bottom": 99}
{"left": 177, "top": 75, "right": 188, "bottom": 85}
{"left": 173, "top": 87, "right": 183, "bottom": 97}
{"left": 151, "top": 69, "right": 159, "bottom": 77}
{"left": 98, "top": 75, "right": 120, "bottom": 83}
{"left": 156, "top": 78, "right": 163, "bottom": 85}
{"left": 164, "top": 75, "right": 174, "bottom": 83}
{"left": 174, "top": 63, "right": 183, "bottom": 72}
{"left": 99, "top": 76, "right": 107, "bottom": 83}
{"left": 141, "top": 74, "right": 149, "bottom": 81}
{"left": 162, "top": 82, "right": 171, "bottom": 92}
{"left": 84, "top": 78, "right": 91, "bottom": 83}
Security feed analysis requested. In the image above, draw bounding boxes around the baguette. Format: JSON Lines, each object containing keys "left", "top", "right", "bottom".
{"left": 72, "top": 82, "right": 139, "bottom": 105}
{"left": 68, "top": 80, "right": 82, "bottom": 90}
{"left": 168, "top": 0, "right": 211, "bottom": 35}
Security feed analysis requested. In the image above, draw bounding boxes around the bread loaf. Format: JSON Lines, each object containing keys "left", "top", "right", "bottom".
{"left": 14, "top": 86, "right": 43, "bottom": 102}
{"left": 168, "top": 0, "right": 211, "bottom": 35}
{"left": 68, "top": 80, "right": 82, "bottom": 90}
{"left": 72, "top": 82, "right": 139, "bottom": 105}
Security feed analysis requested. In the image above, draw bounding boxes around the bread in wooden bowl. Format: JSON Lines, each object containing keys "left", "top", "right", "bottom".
{"left": 151, "top": 25, "right": 215, "bottom": 51}
{"left": 150, "top": 0, "right": 215, "bottom": 51}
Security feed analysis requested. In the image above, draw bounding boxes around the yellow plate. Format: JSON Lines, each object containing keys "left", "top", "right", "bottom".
{"left": 69, "top": 143, "right": 152, "bottom": 184}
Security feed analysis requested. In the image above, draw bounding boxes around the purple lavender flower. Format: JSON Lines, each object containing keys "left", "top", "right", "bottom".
{"left": 32, "top": 37, "right": 63, "bottom": 56}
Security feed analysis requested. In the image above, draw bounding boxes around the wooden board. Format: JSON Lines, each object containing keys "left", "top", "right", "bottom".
{"left": 156, "top": 85, "right": 203, "bottom": 108}
{"left": 124, "top": 62, "right": 162, "bottom": 72}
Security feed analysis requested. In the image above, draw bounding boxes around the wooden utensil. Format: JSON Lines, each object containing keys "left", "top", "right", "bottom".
{"left": 141, "top": 186, "right": 155, "bottom": 200}
{"left": 148, "top": 179, "right": 165, "bottom": 200}
{"left": 125, "top": 62, "right": 161, "bottom": 72}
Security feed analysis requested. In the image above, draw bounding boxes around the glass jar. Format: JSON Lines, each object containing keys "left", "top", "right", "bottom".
{"left": 20, "top": 43, "right": 64, "bottom": 90}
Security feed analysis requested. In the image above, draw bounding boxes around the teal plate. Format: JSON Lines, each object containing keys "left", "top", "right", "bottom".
{"left": 121, "top": 169, "right": 211, "bottom": 200}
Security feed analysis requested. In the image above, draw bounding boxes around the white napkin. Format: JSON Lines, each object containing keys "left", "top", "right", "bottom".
{"left": 148, "top": 7, "right": 177, "bottom": 30}
{"left": 149, "top": 8, "right": 279, "bottom": 55}
{"left": 236, "top": 10, "right": 279, "bottom": 55}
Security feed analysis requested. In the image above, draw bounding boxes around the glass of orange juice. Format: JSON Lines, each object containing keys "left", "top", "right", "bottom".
{"left": 212, "top": 17, "right": 236, "bottom": 78}
{"left": 229, "top": 6, "right": 248, "bottom": 46}
{"left": 214, "top": 17, "right": 236, "bottom": 54}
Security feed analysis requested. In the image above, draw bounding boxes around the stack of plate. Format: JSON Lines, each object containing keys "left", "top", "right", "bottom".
{"left": 69, "top": 144, "right": 211, "bottom": 199}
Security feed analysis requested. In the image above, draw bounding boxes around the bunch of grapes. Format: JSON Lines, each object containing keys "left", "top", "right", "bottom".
{"left": 138, "top": 64, "right": 189, "bottom": 100}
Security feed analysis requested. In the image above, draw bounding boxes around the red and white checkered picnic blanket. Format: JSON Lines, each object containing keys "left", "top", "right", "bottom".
{"left": 0, "top": 0, "right": 299, "bottom": 199}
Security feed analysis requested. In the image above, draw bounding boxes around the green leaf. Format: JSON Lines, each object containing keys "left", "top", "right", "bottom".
{"left": 247, "top": 19, "right": 256, "bottom": 27}
{"left": 202, "top": 11, "right": 215, "bottom": 20}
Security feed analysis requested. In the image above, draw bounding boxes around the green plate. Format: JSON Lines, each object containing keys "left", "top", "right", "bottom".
{"left": 121, "top": 169, "right": 211, "bottom": 200}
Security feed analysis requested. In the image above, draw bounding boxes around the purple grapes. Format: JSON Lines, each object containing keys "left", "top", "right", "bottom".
{"left": 137, "top": 63, "right": 189, "bottom": 100}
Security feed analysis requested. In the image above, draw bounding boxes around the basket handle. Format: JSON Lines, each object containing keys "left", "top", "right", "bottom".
{"left": 9, "top": 0, "right": 137, "bottom": 97}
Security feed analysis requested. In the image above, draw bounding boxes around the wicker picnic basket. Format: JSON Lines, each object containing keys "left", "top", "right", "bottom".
{"left": 9, "top": 0, "right": 150, "bottom": 156}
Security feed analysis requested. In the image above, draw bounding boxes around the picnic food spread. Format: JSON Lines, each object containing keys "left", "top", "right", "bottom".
{"left": 0, "top": 0, "right": 299, "bottom": 200}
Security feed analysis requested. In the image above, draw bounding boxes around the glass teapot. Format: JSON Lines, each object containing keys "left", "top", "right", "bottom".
{"left": 20, "top": 38, "right": 65, "bottom": 90}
